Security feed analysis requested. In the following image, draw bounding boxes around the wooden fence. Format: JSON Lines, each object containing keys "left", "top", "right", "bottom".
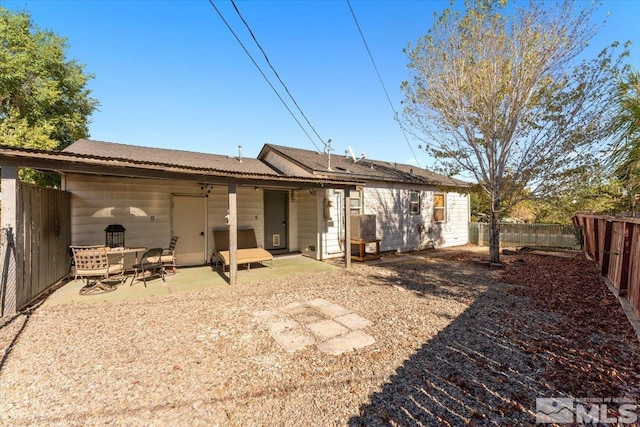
{"left": 469, "top": 223, "right": 581, "bottom": 248}
{"left": 573, "top": 214, "right": 640, "bottom": 318}
{"left": 0, "top": 183, "right": 71, "bottom": 315}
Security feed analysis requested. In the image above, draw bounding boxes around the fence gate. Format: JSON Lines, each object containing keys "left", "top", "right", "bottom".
{"left": 0, "top": 183, "right": 71, "bottom": 316}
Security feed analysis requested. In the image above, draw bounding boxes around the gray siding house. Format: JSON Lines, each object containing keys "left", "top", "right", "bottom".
{"left": 259, "top": 144, "right": 470, "bottom": 259}
{"left": 3, "top": 139, "right": 469, "bottom": 267}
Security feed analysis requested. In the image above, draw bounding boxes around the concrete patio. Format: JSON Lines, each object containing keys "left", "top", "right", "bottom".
{"left": 43, "top": 254, "right": 341, "bottom": 308}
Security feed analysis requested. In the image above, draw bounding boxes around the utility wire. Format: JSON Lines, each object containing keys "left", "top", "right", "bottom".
{"left": 346, "top": 0, "right": 421, "bottom": 167}
{"left": 230, "top": 0, "right": 326, "bottom": 150}
{"left": 207, "top": 0, "right": 322, "bottom": 152}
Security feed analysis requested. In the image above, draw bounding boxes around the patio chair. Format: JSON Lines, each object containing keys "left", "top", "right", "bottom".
{"left": 161, "top": 236, "right": 179, "bottom": 273}
{"left": 131, "top": 247, "right": 166, "bottom": 287}
{"left": 71, "top": 246, "right": 125, "bottom": 295}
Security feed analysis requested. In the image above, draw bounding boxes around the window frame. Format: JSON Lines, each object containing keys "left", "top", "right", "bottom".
{"left": 349, "top": 190, "right": 363, "bottom": 214}
{"left": 409, "top": 190, "right": 421, "bottom": 215}
{"left": 433, "top": 193, "right": 446, "bottom": 223}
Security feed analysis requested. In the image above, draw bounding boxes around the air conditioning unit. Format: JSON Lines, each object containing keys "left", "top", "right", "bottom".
{"left": 351, "top": 214, "right": 377, "bottom": 240}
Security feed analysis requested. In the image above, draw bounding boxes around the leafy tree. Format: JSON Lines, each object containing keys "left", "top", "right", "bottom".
{"left": 506, "top": 199, "right": 535, "bottom": 223}
{"left": 533, "top": 168, "right": 622, "bottom": 224}
{"left": 0, "top": 7, "right": 98, "bottom": 185}
{"left": 609, "top": 70, "right": 640, "bottom": 205}
{"left": 402, "top": 0, "right": 627, "bottom": 263}
{"left": 472, "top": 165, "right": 624, "bottom": 224}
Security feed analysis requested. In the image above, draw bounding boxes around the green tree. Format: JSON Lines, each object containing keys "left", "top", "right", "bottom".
{"left": 533, "top": 166, "right": 622, "bottom": 224}
{"left": 0, "top": 7, "right": 98, "bottom": 185}
{"left": 402, "top": 0, "right": 627, "bottom": 263}
{"left": 610, "top": 70, "right": 640, "bottom": 207}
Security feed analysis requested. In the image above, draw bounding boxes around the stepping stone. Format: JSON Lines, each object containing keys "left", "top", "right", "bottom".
{"left": 317, "top": 303, "right": 351, "bottom": 318}
{"left": 271, "top": 331, "right": 315, "bottom": 353}
{"left": 316, "top": 330, "right": 375, "bottom": 355}
{"left": 268, "top": 319, "right": 300, "bottom": 335}
{"left": 334, "top": 313, "right": 373, "bottom": 330}
{"left": 306, "top": 298, "right": 332, "bottom": 307}
{"left": 292, "top": 311, "right": 326, "bottom": 324}
{"left": 307, "top": 319, "right": 349, "bottom": 339}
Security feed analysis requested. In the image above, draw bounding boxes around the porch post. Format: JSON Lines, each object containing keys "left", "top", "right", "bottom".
{"left": 345, "top": 188, "right": 351, "bottom": 269}
{"left": 1, "top": 166, "right": 18, "bottom": 315}
{"left": 228, "top": 183, "right": 238, "bottom": 285}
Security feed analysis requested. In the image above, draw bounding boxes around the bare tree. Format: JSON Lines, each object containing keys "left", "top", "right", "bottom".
{"left": 402, "top": 0, "right": 628, "bottom": 262}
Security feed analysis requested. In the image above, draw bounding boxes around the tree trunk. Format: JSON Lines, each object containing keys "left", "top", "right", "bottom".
{"left": 489, "top": 204, "right": 501, "bottom": 264}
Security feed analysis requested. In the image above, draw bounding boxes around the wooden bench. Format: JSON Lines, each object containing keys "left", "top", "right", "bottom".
{"left": 212, "top": 229, "right": 273, "bottom": 272}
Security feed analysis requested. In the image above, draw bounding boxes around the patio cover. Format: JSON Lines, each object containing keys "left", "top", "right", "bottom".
{"left": 0, "top": 143, "right": 362, "bottom": 296}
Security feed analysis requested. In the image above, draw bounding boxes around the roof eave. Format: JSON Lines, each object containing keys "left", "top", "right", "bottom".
{"left": 259, "top": 144, "right": 318, "bottom": 174}
{"left": 0, "top": 147, "right": 362, "bottom": 189}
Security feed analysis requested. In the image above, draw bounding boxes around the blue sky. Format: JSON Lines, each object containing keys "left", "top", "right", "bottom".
{"left": 3, "top": 0, "right": 640, "bottom": 167}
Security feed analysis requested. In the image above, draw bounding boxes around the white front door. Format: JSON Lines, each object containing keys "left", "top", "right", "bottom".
{"left": 172, "top": 195, "right": 207, "bottom": 265}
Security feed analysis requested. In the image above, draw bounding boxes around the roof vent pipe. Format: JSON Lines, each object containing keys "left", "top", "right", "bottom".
{"left": 238, "top": 145, "right": 243, "bottom": 163}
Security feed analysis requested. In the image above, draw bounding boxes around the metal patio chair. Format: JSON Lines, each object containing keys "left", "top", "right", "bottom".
{"left": 131, "top": 247, "right": 166, "bottom": 287}
{"left": 71, "top": 246, "right": 125, "bottom": 295}
{"left": 161, "top": 236, "right": 179, "bottom": 273}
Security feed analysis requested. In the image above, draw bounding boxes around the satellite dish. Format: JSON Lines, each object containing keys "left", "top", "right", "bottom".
{"left": 348, "top": 146, "right": 357, "bottom": 162}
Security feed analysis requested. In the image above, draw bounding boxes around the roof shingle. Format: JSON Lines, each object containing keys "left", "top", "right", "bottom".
{"left": 260, "top": 144, "right": 469, "bottom": 187}
{"left": 64, "top": 139, "right": 280, "bottom": 176}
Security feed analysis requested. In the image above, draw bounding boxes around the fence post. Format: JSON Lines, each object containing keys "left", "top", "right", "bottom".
{"left": 1, "top": 166, "right": 19, "bottom": 315}
{"left": 601, "top": 220, "right": 613, "bottom": 276}
{"left": 620, "top": 222, "right": 634, "bottom": 292}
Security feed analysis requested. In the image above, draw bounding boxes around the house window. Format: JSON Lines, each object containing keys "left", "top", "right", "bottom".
{"left": 350, "top": 190, "right": 363, "bottom": 214}
{"left": 434, "top": 193, "right": 446, "bottom": 222}
{"left": 409, "top": 191, "right": 421, "bottom": 215}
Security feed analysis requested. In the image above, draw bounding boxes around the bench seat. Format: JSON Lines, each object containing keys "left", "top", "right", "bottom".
{"left": 213, "top": 229, "right": 273, "bottom": 272}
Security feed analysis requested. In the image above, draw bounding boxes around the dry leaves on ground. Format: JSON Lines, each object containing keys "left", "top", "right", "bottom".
{"left": 499, "top": 252, "right": 640, "bottom": 399}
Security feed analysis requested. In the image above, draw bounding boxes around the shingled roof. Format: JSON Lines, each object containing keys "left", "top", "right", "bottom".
{"left": 259, "top": 144, "right": 469, "bottom": 188}
{"left": 64, "top": 139, "right": 280, "bottom": 176}
{"left": 0, "top": 141, "right": 363, "bottom": 188}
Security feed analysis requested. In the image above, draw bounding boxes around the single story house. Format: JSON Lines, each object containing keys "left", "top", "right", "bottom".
{"left": 56, "top": 140, "right": 468, "bottom": 263}
{"left": 3, "top": 139, "right": 469, "bottom": 265}
{"left": 0, "top": 139, "right": 469, "bottom": 313}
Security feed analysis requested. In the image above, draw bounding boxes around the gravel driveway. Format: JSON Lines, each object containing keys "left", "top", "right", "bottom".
{"left": 1, "top": 251, "right": 638, "bottom": 426}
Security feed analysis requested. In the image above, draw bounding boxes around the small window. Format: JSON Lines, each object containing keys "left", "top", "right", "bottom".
{"left": 409, "top": 191, "right": 421, "bottom": 215}
{"left": 350, "top": 190, "right": 363, "bottom": 214}
{"left": 434, "top": 193, "right": 446, "bottom": 222}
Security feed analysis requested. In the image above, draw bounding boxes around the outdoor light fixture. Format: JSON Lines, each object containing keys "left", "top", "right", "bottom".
{"left": 199, "top": 183, "right": 213, "bottom": 195}
{"left": 105, "top": 223, "right": 126, "bottom": 248}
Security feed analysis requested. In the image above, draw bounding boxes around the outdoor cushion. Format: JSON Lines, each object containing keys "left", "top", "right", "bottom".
{"left": 216, "top": 248, "right": 274, "bottom": 266}
{"left": 75, "top": 263, "right": 124, "bottom": 276}
{"left": 212, "top": 229, "right": 273, "bottom": 271}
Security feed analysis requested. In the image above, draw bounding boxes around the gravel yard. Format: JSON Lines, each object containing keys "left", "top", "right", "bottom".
{"left": 1, "top": 249, "right": 639, "bottom": 426}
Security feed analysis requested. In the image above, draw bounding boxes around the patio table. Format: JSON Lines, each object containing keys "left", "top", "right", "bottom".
{"left": 106, "top": 247, "right": 147, "bottom": 275}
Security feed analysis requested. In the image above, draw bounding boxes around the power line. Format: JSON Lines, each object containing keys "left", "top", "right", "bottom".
{"left": 230, "top": 0, "right": 326, "bottom": 150}
{"left": 206, "top": 0, "right": 322, "bottom": 152}
{"left": 346, "top": 0, "right": 421, "bottom": 167}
